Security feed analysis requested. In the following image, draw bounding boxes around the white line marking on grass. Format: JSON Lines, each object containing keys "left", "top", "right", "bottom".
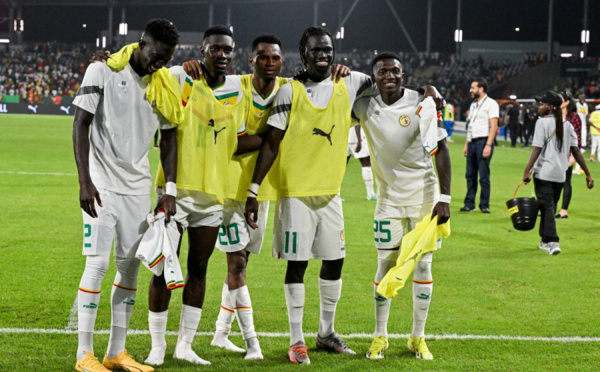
{"left": 0, "top": 170, "right": 76, "bottom": 176}
{"left": 1, "top": 328, "right": 599, "bottom": 343}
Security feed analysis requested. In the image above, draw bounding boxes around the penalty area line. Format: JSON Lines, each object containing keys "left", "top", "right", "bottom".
{"left": 1, "top": 328, "right": 599, "bottom": 343}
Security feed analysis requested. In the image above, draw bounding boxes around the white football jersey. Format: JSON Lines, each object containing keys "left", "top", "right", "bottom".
{"left": 353, "top": 88, "right": 447, "bottom": 207}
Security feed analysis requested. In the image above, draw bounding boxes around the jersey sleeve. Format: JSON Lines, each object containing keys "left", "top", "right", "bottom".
{"left": 531, "top": 118, "right": 547, "bottom": 148}
{"left": 267, "top": 82, "right": 293, "bottom": 131}
{"left": 352, "top": 96, "right": 368, "bottom": 124}
{"left": 488, "top": 100, "right": 500, "bottom": 119}
{"left": 346, "top": 71, "right": 378, "bottom": 101}
{"left": 73, "top": 62, "right": 106, "bottom": 115}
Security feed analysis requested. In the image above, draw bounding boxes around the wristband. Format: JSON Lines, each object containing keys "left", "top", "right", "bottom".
{"left": 165, "top": 182, "right": 177, "bottom": 197}
{"left": 247, "top": 182, "right": 260, "bottom": 198}
{"left": 439, "top": 194, "right": 451, "bottom": 204}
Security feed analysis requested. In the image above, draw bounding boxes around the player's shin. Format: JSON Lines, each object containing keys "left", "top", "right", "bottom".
{"left": 412, "top": 255, "right": 433, "bottom": 338}
{"left": 214, "top": 283, "right": 235, "bottom": 341}
{"left": 107, "top": 257, "right": 139, "bottom": 359}
{"left": 77, "top": 255, "right": 109, "bottom": 360}
{"left": 284, "top": 283, "right": 306, "bottom": 346}
{"left": 146, "top": 310, "right": 168, "bottom": 365}
{"left": 318, "top": 278, "right": 342, "bottom": 337}
{"left": 230, "top": 286, "right": 262, "bottom": 359}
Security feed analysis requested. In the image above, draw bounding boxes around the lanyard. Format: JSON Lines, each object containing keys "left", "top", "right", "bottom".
{"left": 468, "top": 96, "right": 488, "bottom": 125}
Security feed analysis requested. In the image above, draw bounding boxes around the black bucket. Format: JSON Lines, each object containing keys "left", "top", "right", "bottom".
{"left": 506, "top": 182, "right": 539, "bottom": 231}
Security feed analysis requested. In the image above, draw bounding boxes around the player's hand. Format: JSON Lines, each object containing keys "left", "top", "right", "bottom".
{"left": 586, "top": 175, "right": 594, "bottom": 189}
{"left": 90, "top": 50, "right": 110, "bottom": 63}
{"left": 183, "top": 60, "right": 203, "bottom": 80}
{"left": 355, "top": 140, "right": 362, "bottom": 153}
{"left": 244, "top": 197, "right": 259, "bottom": 229}
{"left": 79, "top": 179, "right": 102, "bottom": 218}
{"left": 293, "top": 68, "right": 308, "bottom": 83}
{"left": 482, "top": 145, "right": 492, "bottom": 158}
{"left": 523, "top": 172, "right": 532, "bottom": 184}
{"left": 424, "top": 85, "right": 444, "bottom": 111}
{"left": 154, "top": 194, "right": 176, "bottom": 223}
{"left": 331, "top": 64, "right": 350, "bottom": 82}
{"left": 431, "top": 201, "right": 450, "bottom": 225}
{"left": 463, "top": 143, "right": 468, "bottom": 157}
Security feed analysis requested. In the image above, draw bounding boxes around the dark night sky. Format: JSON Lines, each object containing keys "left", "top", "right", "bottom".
{"left": 1, "top": 0, "right": 598, "bottom": 56}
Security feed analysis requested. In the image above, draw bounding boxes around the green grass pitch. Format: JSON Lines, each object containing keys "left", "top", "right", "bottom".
{"left": 1, "top": 114, "right": 599, "bottom": 371}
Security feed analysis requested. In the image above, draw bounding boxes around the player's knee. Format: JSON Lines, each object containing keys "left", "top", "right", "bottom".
{"left": 227, "top": 253, "right": 247, "bottom": 276}
{"left": 414, "top": 259, "right": 432, "bottom": 282}
{"left": 115, "top": 257, "right": 140, "bottom": 283}
{"left": 320, "top": 258, "right": 344, "bottom": 280}
{"left": 187, "top": 258, "right": 209, "bottom": 279}
{"left": 83, "top": 255, "right": 110, "bottom": 281}
{"left": 285, "top": 261, "right": 308, "bottom": 283}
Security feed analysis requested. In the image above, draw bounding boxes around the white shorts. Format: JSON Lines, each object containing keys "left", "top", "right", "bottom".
{"left": 82, "top": 188, "right": 150, "bottom": 258}
{"left": 273, "top": 195, "right": 346, "bottom": 261}
{"left": 348, "top": 128, "right": 370, "bottom": 159}
{"left": 156, "top": 189, "right": 223, "bottom": 229}
{"left": 373, "top": 200, "right": 442, "bottom": 250}
{"left": 217, "top": 199, "right": 269, "bottom": 254}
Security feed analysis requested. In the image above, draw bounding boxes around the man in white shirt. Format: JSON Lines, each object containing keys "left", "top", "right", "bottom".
{"left": 461, "top": 78, "right": 499, "bottom": 213}
{"left": 72, "top": 19, "right": 180, "bottom": 372}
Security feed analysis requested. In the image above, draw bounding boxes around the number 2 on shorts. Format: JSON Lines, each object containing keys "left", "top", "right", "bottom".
{"left": 373, "top": 220, "right": 391, "bottom": 243}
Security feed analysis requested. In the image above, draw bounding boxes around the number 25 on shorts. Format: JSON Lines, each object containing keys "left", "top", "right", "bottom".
{"left": 374, "top": 220, "right": 391, "bottom": 243}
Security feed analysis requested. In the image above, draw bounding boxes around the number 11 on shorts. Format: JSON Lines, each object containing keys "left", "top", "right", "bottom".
{"left": 284, "top": 231, "right": 297, "bottom": 254}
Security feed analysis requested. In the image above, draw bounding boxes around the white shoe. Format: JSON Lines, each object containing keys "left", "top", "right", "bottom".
{"left": 210, "top": 336, "right": 246, "bottom": 353}
{"left": 539, "top": 242, "right": 550, "bottom": 251}
{"left": 174, "top": 345, "right": 211, "bottom": 365}
{"left": 547, "top": 242, "right": 561, "bottom": 255}
{"left": 144, "top": 347, "right": 166, "bottom": 365}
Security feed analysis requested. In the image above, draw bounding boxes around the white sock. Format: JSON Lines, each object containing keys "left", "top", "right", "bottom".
{"left": 412, "top": 256, "right": 433, "bottom": 338}
{"left": 284, "top": 283, "right": 305, "bottom": 346}
{"left": 373, "top": 283, "right": 391, "bottom": 337}
{"left": 107, "top": 258, "right": 139, "bottom": 359}
{"left": 230, "top": 285, "right": 257, "bottom": 341}
{"left": 76, "top": 255, "right": 108, "bottom": 361}
{"left": 174, "top": 305, "right": 210, "bottom": 365}
{"left": 373, "top": 252, "right": 396, "bottom": 337}
{"left": 318, "top": 278, "right": 342, "bottom": 337}
{"left": 362, "top": 167, "right": 375, "bottom": 198}
{"left": 146, "top": 310, "right": 168, "bottom": 364}
{"left": 214, "top": 283, "right": 235, "bottom": 340}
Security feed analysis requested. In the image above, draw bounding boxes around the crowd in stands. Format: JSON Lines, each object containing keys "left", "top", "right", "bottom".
{"left": 0, "top": 42, "right": 93, "bottom": 105}
{"left": 0, "top": 41, "right": 565, "bottom": 109}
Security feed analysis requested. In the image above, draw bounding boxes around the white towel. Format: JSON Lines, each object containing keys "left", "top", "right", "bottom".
{"left": 136, "top": 213, "right": 185, "bottom": 290}
{"left": 416, "top": 96, "right": 439, "bottom": 156}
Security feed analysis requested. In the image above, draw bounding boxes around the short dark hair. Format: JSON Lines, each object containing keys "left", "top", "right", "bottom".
{"left": 144, "top": 19, "right": 179, "bottom": 46}
{"left": 252, "top": 34, "right": 282, "bottom": 51}
{"left": 298, "top": 26, "right": 335, "bottom": 64}
{"left": 203, "top": 25, "right": 233, "bottom": 41}
{"left": 370, "top": 52, "right": 403, "bottom": 70}
{"left": 473, "top": 78, "right": 488, "bottom": 92}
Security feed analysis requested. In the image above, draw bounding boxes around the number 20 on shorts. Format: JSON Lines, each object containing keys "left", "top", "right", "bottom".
{"left": 374, "top": 220, "right": 391, "bottom": 243}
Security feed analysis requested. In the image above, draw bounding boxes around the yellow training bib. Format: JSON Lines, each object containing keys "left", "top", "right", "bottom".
{"left": 156, "top": 76, "right": 245, "bottom": 203}
{"left": 276, "top": 79, "right": 352, "bottom": 197}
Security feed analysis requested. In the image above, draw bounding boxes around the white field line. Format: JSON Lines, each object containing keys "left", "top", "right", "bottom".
{"left": 1, "top": 328, "right": 600, "bottom": 343}
{"left": 0, "top": 170, "right": 76, "bottom": 176}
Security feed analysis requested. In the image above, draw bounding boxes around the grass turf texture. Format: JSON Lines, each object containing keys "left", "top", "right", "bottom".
{"left": 1, "top": 114, "right": 599, "bottom": 371}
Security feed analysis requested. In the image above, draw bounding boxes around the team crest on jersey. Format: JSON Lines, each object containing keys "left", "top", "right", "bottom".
{"left": 223, "top": 101, "right": 231, "bottom": 106}
{"left": 398, "top": 114, "right": 411, "bottom": 127}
